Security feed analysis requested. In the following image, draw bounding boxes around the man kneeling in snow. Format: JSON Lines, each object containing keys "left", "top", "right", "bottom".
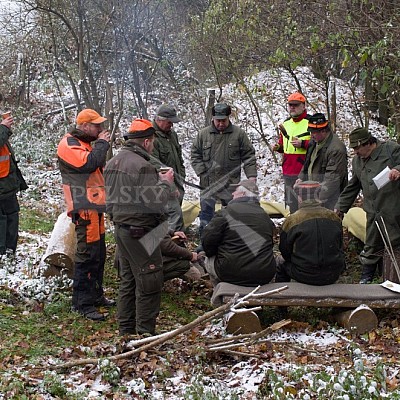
{"left": 201, "top": 180, "right": 276, "bottom": 286}
{"left": 276, "top": 181, "right": 345, "bottom": 285}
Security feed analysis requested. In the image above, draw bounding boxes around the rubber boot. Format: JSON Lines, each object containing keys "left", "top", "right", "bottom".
{"left": 359, "top": 264, "right": 377, "bottom": 284}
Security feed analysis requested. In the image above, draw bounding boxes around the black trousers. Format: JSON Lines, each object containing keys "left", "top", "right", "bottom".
{"left": 0, "top": 194, "right": 19, "bottom": 254}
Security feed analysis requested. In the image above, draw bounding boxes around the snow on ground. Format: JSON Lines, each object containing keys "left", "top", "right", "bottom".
{"left": 1, "top": 66, "right": 396, "bottom": 398}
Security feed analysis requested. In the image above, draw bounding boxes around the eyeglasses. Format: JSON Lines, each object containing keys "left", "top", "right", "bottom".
{"left": 288, "top": 103, "right": 302, "bottom": 107}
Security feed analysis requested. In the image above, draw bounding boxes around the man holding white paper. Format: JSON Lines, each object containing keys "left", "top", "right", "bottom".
{"left": 335, "top": 127, "right": 400, "bottom": 284}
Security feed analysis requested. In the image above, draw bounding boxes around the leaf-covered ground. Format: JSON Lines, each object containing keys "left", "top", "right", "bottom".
{"left": 1, "top": 212, "right": 400, "bottom": 399}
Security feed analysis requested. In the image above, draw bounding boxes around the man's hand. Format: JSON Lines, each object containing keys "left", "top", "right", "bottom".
{"left": 389, "top": 168, "right": 400, "bottom": 181}
{"left": 1, "top": 116, "right": 14, "bottom": 129}
{"left": 271, "top": 143, "right": 280, "bottom": 151}
{"left": 334, "top": 209, "right": 344, "bottom": 220}
{"left": 291, "top": 137, "right": 302, "bottom": 148}
{"left": 98, "top": 130, "right": 111, "bottom": 142}
{"left": 190, "top": 252, "right": 199, "bottom": 262}
{"left": 159, "top": 167, "right": 174, "bottom": 184}
{"left": 173, "top": 231, "right": 187, "bottom": 241}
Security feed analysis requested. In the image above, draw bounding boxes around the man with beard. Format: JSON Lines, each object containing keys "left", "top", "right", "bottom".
{"left": 271, "top": 92, "right": 311, "bottom": 213}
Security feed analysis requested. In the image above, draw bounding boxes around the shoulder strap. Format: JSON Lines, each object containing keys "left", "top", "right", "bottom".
{"left": 385, "top": 141, "right": 396, "bottom": 168}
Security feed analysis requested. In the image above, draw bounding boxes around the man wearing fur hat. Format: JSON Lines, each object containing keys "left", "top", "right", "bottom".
{"left": 297, "top": 113, "right": 348, "bottom": 210}
{"left": 335, "top": 127, "right": 400, "bottom": 284}
{"left": 104, "top": 118, "right": 174, "bottom": 336}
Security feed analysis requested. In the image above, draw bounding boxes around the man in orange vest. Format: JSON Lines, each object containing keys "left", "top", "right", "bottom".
{"left": 57, "top": 109, "right": 114, "bottom": 321}
{"left": 0, "top": 113, "right": 28, "bottom": 257}
{"left": 272, "top": 92, "right": 310, "bottom": 213}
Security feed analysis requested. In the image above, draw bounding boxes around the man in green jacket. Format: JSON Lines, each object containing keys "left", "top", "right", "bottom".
{"left": 0, "top": 114, "right": 28, "bottom": 257}
{"left": 297, "top": 113, "right": 348, "bottom": 210}
{"left": 151, "top": 104, "right": 185, "bottom": 231}
{"left": 191, "top": 103, "right": 257, "bottom": 250}
{"left": 335, "top": 127, "right": 400, "bottom": 284}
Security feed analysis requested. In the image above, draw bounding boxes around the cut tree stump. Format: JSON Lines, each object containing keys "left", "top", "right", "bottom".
{"left": 41, "top": 212, "right": 76, "bottom": 279}
{"left": 333, "top": 304, "right": 378, "bottom": 335}
{"left": 383, "top": 248, "right": 400, "bottom": 284}
{"left": 225, "top": 311, "right": 262, "bottom": 334}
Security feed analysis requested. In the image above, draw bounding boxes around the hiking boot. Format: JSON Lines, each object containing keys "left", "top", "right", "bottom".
{"left": 72, "top": 306, "right": 106, "bottom": 321}
{"left": 84, "top": 310, "right": 106, "bottom": 321}
{"left": 359, "top": 277, "right": 373, "bottom": 284}
{"left": 95, "top": 296, "right": 116, "bottom": 307}
{"left": 359, "top": 264, "right": 376, "bottom": 284}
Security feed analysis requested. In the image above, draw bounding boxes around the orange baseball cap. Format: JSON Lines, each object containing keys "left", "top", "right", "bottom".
{"left": 126, "top": 118, "right": 155, "bottom": 138}
{"left": 287, "top": 92, "right": 306, "bottom": 104}
{"left": 76, "top": 109, "right": 107, "bottom": 125}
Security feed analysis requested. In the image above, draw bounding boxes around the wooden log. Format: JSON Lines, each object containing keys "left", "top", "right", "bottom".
{"left": 225, "top": 311, "right": 262, "bottom": 334}
{"left": 333, "top": 304, "right": 378, "bottom": 335}
{"left": 383, "top": 247, "right": 400, "bottom": 284}
{"left": 41, "top": 212, "right": 76, "bottom": 279}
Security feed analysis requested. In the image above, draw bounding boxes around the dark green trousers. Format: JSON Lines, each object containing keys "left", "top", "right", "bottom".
{"left": 116, "top": 225, "right": 164, "bottom": 335}
{"left": 163, "top": 259, "right": 190, "bottom": 282}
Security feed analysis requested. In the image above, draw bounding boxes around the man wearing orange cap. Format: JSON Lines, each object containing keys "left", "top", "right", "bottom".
{"left": 104, "top": 118, "right": 174, "bottom": 336}
{"left": 296, "top": 113, "right": 348, "bottom": 210}
{"left": 272, "top": 92, "right": 311, "bottom": 213}
{"left": 57, "top": 108, "right": 113, "bottom": 321}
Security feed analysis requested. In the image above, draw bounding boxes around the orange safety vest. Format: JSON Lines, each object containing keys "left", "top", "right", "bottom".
{"left": 57, "top": 134, "right": 106, "bottom": 215}
{"left": 0, "top": 144, "right": 11, "bottom": 178}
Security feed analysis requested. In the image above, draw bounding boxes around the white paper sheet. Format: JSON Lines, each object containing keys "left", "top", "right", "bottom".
{"left": 373, "top": 166, "right": 391, "bottom": 190}
{"left": 381, "top": 280, "right": 400, "bottom": 294}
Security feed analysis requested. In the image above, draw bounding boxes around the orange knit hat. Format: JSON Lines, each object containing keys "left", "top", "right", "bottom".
{"left": 126, "top": 118, "right": 155, "bottom": 138}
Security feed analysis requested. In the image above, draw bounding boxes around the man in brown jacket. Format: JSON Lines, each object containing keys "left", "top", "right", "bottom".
{"left": 161, "top": 231, "right": 203, "bottom": 282}
{"left": 105, "top": 118, "right": 174, "bottom": 336}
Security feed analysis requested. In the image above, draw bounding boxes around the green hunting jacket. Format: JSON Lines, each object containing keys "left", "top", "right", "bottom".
{"left": 299, "top": 132, "right": 348, "bottom": 210}
{"left": 191, "top": 122, "right": 257, "bottom": 193}
{"left": 151, "top": 121, "right": 185, "bottom": 193}
{"left": 335, "top": 140, "right": 400, "bottom": 220}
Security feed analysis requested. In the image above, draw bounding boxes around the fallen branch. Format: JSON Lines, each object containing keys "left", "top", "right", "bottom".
{"left": 208, "top": 319, "right": 291, "bottom": 352}
{"left": 51, "top": 286, "right": 288, "bottom": 369}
